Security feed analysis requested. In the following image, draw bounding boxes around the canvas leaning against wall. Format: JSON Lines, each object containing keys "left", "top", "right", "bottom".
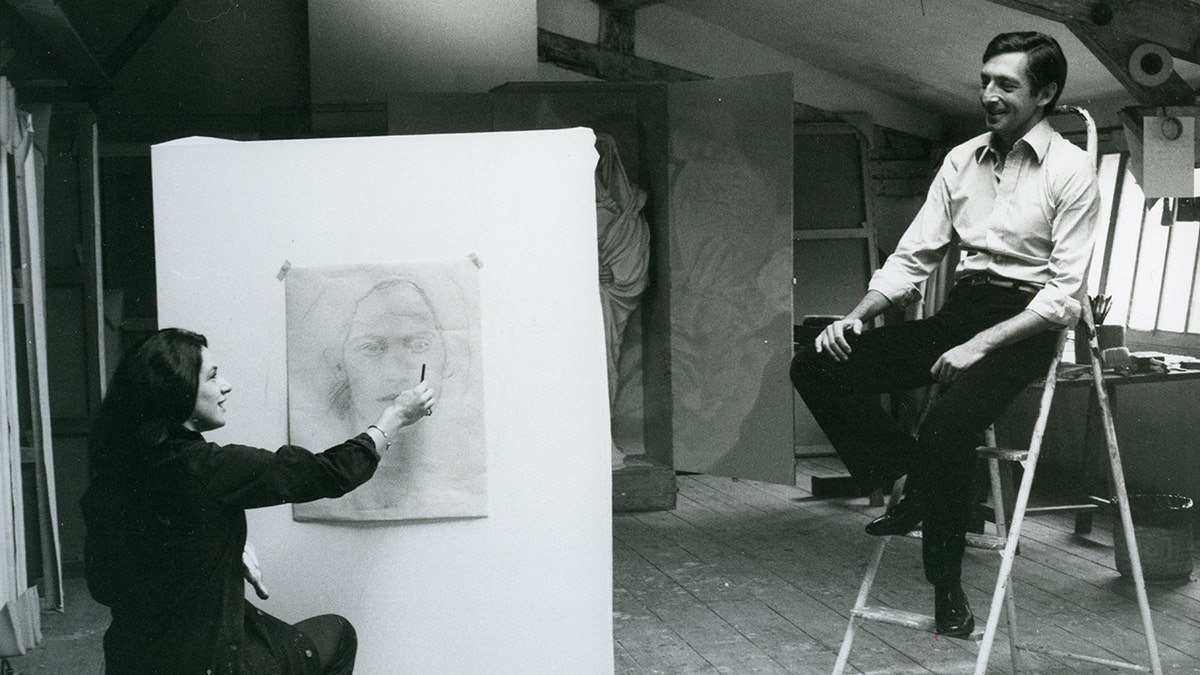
{"left": 287, "top": 259, "right": 486, "bottom": 521}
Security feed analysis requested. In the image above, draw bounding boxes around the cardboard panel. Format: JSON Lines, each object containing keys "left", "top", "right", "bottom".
{"left": 666, "top": 73, "right": 795, "bottom": 484}
{"left": 152, "top": 129, "right": 612, "bottom": 674}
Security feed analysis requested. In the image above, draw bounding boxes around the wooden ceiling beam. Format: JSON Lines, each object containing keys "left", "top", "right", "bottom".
{"left": 593, "top": 0, "right": 667, "bottom": 11}
{"left": 599, "top": 6, "right": 636, "bottom": 54}
{"left": 4, "top": 0, "right": 109, "bottom": 91}
{"left": 102, "top": 0, "right": 185, "bottom": 77}
{"left": 985, "top": 0, "right": 1196, "bottom": 105}
{"left": 538, "top": 28, "right": 705, "bottom": 82}
{"left": 985, "top": 0, "right": 1200, "bottom": 64}
{"left": 1068, "top": 21, "right": 1195, "bottom": 105}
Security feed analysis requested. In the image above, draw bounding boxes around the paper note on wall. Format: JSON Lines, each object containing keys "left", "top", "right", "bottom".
{"left": 1143, "top": 115, "right": 1194, "bottom": 198}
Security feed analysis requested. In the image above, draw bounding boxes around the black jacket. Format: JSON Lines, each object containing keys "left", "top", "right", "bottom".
{"left": 81, "top": 427, "right": 379, "bottom": 674}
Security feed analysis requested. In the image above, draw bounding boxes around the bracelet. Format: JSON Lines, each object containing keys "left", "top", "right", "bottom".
{"left": 367, "top": 424, "right": 390, "bottom": 449}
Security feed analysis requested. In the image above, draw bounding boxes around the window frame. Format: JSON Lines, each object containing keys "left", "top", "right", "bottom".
{"left": 1087, "top": 148, "right": 1200, "bottom": 357}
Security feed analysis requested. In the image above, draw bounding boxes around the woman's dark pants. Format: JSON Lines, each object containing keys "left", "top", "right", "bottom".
{"left": 294, "top": 614, "right": 358, "bottom": 675}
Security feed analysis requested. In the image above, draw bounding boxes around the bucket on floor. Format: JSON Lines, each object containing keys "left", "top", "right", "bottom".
{"left": 1111, "top": 494, "right": 1194, "bottom": 581}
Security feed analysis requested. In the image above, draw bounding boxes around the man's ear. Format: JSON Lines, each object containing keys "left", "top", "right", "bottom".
{"left": 1036, "top": 82, "right": 1058, "bottom": 110}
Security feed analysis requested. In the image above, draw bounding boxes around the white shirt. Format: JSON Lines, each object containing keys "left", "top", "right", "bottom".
{"left": 867, "top": 119, "right": 1101, "bottom": 327}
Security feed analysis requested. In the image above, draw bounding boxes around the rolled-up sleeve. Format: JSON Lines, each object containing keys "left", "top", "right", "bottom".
{"left": 1025, "top": 155, "right": 1101, "bottom": 327}
{"left": 867, "top": 163, "right": 956, "bottom": 309}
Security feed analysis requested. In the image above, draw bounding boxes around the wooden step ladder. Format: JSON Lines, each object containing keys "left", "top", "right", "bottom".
{"left": 831, "top": 106, "right": 1163, "bottom": 675}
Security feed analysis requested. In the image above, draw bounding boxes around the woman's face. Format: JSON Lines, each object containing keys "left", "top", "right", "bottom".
{"left": 185, "top": 347, "right": 232, "bottom": 432}
{"left": 342, "top": 282, "right": 445, "bottom": 423}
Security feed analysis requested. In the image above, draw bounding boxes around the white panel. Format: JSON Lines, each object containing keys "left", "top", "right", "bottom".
{"left": 1103, "top": 167, "right": 1147, "bottom": 326}
{"left": 666, "top": 73, "right": 795, "bottom": 484}
{"left": 1129, "top": 200, "right": 1168, "bottom": 330}
{"left": 1087, "top": 153, "right": 1121, "bottom": 296}
{"left": 0, "top": 147, "right": 21, "bottom": 602}
{"left": 1158, "top": 224, "right": 1199, "bottom": 332}
{"left": 152, "top": 129, "right": 612, "bottom": 674}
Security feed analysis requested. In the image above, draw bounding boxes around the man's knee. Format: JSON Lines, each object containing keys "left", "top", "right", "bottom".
{"left": 789, "top": 346, "right": 825, "bottom": 394}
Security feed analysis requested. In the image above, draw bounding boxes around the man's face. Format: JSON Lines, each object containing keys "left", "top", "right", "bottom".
{"left": 979, "top": 51, "right": 1054, "bottom": 145}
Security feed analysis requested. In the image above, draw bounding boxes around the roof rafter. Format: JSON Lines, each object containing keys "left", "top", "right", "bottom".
{"left": 4, "top": 0, "right": 109, "bottom": 92}
{"left": 985, "top": 0, "right": 1197, "bottom": 105}
{"left": 986, "top": 0, "right": 1200, "bottom": 63}
{"left": 1068, "top": 21, "right": 1195, "bottom": 106}
{"left": 102, "top": 0, "right": 185, "bottom": 77}
{"left": 593, "top": 0, "right": 666, "bottom": 10}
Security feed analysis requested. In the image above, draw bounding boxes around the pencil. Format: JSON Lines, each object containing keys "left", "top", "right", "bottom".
{"left": 420, "top": 364, "right": 426, "bottom": 382}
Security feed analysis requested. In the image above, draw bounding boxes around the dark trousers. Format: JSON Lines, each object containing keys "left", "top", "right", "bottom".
{"left": 294, "top": 614, "right": 358, "bottom": 675}
{"left": 790, "top": 283, "right": 1059, "bottom": 583}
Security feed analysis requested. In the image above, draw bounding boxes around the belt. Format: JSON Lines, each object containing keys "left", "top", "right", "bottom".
{"left": 960, "top": 273, "right": 1042, "bottom": 295}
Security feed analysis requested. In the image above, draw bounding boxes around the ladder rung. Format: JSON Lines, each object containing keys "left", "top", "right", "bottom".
{"left": 905, "top": 530, "right": 1007, "bottom": 550}
{"left": 851, "top": 606, "right": 983, "bottom": 640}
{"left": 1017, "top": 642, "right": 1150, "bottom": 672}
{"left": 977, "top": 445, "right": 1028, "bottom": 461}
{"left": 1026, "top": 503, "right": 1102, "bottom": 516}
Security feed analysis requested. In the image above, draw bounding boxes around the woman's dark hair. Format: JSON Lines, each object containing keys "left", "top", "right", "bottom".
{"left": 983, "top": 31, "right": 1067, "bottom": 111}
{"left": 88, "top": 328, "right": 207, "bottom": 478}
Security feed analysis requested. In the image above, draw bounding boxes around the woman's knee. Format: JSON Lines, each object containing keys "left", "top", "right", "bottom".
{"left": 295, "top": 613, "right": 357, "bottom": 673}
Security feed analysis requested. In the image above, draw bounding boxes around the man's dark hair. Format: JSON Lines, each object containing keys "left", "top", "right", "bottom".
{"left": 984, "top": 32, "right": 1067, "bottom": 111}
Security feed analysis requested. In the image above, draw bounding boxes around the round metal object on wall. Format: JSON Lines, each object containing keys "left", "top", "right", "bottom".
{"left": 1160, "top": 116, "right": 1183, "bottom": 141}
{"left": 1128, "top": 43, "right": 1173, "bottom": 87}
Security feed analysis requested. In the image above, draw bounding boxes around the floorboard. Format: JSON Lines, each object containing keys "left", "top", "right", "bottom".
{"left": 5, "top": 457, "right": 1198, "bottom": 674}
{"left": 614, "top": 460, "right": 1200, "bottom": 674}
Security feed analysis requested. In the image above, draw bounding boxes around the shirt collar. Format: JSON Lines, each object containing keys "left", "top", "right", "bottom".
{"left": 974, "top": 118, "right": 1054, "bottom": 164}
{"left": 169, "top": 425, "right": 204, "bottom": 441}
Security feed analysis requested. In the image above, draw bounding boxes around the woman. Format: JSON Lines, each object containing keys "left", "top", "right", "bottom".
{"left": 81, "top": 328, "right": 435, "bottom": 674}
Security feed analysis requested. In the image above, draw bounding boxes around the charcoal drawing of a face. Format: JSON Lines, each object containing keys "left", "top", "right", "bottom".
{"left": 286, "top": 261, "right": 487, "bottom": 522}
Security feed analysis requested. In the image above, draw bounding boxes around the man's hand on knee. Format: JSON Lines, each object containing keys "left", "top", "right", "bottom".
{"left": 931, "top": 341, "right": 988, "bottom": 384}
{"left": 815, "top": 318, "right": 863, "bottom": 362}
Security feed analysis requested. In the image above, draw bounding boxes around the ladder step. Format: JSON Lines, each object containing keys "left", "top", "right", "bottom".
{"left": 905, "top": 530, "right": 1007, "bottom": 550}
{"left": 851, "top": 606, "right": 983, "bottom": 640}
{"left": 977, "top": 445, "right": 1028, "bottom": 461}
{"left": 1026, "top": 503, "right": 1102, "bottom": 516}
{"left": 1017, "top": 642, "right": 1150, "bottom": 672}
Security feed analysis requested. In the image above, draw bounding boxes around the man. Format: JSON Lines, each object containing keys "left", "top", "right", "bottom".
{"left": 790, "top": 32, "right": 1100, "bottom": 638}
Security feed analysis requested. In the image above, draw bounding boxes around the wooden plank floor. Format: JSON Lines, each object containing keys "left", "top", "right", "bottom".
{"left": 614, "top": 458, "right": 1200, "bottom": 674}
{"left": 5, "top": 456, "right": 1198, "bottom": 674}
{"left": 2, "top": 576, "right": 107, "bottom": 674}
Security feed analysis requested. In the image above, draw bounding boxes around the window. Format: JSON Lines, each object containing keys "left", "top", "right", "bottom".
{"left": 1086, "top": 153, "right": 1200, "bottom": 344}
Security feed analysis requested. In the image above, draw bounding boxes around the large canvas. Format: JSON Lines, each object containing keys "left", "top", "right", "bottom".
{"left": 287, "top": 259, "right": 486, "bottom": 521}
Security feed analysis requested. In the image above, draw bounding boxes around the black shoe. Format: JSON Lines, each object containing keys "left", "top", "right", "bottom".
{"left": 934, "top": 581, "right": 975, "bottom": 639}
{"left": 864, "top": 495, "right": 926, "bottom": 536}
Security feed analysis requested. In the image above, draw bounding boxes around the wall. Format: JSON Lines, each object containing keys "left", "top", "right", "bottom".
{"left": 99, "top": 0, "right": 311, "bottom": 142}
{"left": 537, "top": 0, "right": 946, "bottom": 141}
{"left": 309, "top": 0, "right": 539, "bottom": 104}
{"left": 152, "top": 129, "right": 612, "bottom": 673}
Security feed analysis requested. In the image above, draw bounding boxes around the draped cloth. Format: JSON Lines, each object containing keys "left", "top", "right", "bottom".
{"left": 594, "top": 134, "right": 650, "bottom": 468}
